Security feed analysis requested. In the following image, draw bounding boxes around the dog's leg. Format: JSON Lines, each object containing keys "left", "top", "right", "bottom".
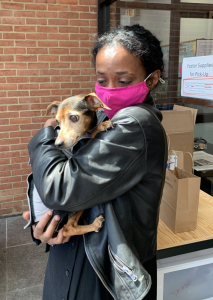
{"left": 91, "top": 120, "right": 114, "bottom": 138}
{"left": 63, "top": 213, "right": 105, "bottom": 237}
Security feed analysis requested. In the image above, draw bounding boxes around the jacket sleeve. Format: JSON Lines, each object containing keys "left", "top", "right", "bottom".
{"left": 28, "top": 112, "right": 147, "bottom": 212}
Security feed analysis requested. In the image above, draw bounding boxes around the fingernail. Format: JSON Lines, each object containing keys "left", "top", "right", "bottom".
{"left": 48, "top": 211, "right": 52, "bottom": 216}
{"left": 54, "top": 216, "right": 60, "bottom": 221}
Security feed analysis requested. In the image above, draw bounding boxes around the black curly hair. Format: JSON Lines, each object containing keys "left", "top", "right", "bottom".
{"left": 92, "top": 24, "right": 164, "bottom": 78}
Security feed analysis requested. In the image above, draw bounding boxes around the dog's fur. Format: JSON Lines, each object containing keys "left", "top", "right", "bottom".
{"left": 46, "top": 93, "right": 113, "bottom": 237}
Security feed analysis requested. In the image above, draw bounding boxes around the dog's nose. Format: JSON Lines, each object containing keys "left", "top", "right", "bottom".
{"left": 55, "top": 140, "right": 64, "bottom": 149}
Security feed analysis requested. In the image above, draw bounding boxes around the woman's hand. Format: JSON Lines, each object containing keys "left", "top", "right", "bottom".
{"left": 44, "top": 118, "right": 58, "bottom": 128}
{"left": 22, "top": 210, "right": 70, "bottom": 245}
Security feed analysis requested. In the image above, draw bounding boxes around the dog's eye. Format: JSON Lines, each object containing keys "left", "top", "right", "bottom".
{"left": 70, "top": 115, "right": 79, "bottom": 122}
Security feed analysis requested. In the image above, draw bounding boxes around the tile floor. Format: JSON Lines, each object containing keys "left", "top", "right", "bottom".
{"left": 0, "top": 215, "right": 48, "bottom": 300}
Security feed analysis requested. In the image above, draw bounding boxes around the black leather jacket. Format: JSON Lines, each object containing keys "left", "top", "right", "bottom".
{"left": 28, "top": 103, "right": 167, "bottom": 300}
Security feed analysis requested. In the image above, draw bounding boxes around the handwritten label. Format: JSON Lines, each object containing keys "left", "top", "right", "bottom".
{"left": 171, "top": 281, "right": 191, "bottom": 297}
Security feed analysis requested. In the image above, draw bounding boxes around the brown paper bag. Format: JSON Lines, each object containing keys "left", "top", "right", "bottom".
{"left": 160, "top": 167, "right": 201, "bottom": 233}
{"left": 167, "top": 151, "right": 193, "bottom": 173}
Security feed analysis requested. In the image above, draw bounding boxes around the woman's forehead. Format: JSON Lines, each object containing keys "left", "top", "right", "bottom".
{"left": 96, "top": 45, "right": 144, "bottom": 74}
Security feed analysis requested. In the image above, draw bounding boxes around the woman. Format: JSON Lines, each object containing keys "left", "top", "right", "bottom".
{"left": 23, "top": 24, "right": 167, "bottom": 300}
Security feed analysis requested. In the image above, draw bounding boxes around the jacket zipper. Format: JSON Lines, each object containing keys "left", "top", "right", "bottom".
{"left": 83, "top": 235, "right": 116, "bottom": 300}
{"left": 108, "top": 247, "right": 138, "bottom": 282}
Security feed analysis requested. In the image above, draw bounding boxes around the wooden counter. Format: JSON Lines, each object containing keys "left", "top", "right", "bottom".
{"left": 157, "top": 190, "right": 213, "bottom": 259}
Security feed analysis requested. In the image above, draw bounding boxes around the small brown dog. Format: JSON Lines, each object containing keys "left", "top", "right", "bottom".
{"left": 45, "top": 93, "right": 113, "bottom": 237}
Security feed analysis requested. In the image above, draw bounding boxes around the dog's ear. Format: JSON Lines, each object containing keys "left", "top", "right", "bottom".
{"left": 46, "top": 101, "right": 61, "bottom": 116}
{"left": 84, "top": 93, "right": 111, "bottom": 111}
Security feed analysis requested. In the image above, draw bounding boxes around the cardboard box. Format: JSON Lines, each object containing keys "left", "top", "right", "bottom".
{"left": 162, "top": 105, "right": 197, "bottom": 172}
{"left": 160, "top": 167, "right": 201, "bottom": 233}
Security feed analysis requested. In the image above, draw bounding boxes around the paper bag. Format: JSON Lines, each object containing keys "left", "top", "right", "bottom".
{"left": 162, "top": 105, "right": 197, "bottom": 173}
{"left": 167, "top": 151, "right": 193, "bottom": 173}
{"left": 160, "top": 167, "right": 201, "bottom": 233}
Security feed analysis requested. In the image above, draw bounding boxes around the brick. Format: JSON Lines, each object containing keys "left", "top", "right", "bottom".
{"left": 60, "top": 56, "right": 80, "bottom": 62}
{"left": 0, "top": 132, "right": 9, "bottom": 139}
{"left": 80, "top": 41, "right": 94, "bottom": 48}
{"left": 0, "top": 146, "right": 10, "bottom": 152}
{"left": 70, "top": 48, "right": 89, "bottom": 55}
{"left": 16, "top": 40, "right": 37, "bottom": 47}
{"left": 69, "top": 20, "right": 89, "bottom": 27}
{"left": 0, "top": 84, "right": 17, "bottom": 91}
{"left": 38, "top": 41, "right": 58, "bottom": 47}
{"left": 0, "top": 120, "right": 9, "bottom": 126}
{"left": 0, "top": 25, "right": 13, "bottom": 31}
{"left": 32, "top": 116, "right": 47, "bottom": 123}
{"left": 0, "top": 164, "right": 21, "bottom": 173}
{"left": 10, "top": 118, "right": 31, "bottom": 125}
{"left": 28, "top": 63, "right": 49, "bottom": 69}
{"left": 14, "top": 11, "right": 35, "bottom": 18}
{"left": 81, "top": 82, "right": 95, "bottom": 88}
{"left": 0, "top": 10, "right": 13, "bottom": 17}
{"left": 0, "top": 208, "right": 13, "bottom": 215}
{"left": 4, "top": 48, "right": 26, "bottom": 54}
{"left": 14, "top": 206, "right": 29, "bottom": 213}
{"left": 72, "top": 76, "right": 90, "bottom": 82}
{"left": 21, "top": 124, "right": 40, "bottom": 131}
{"left": 0, "top": 40, "right": 14, "bottom": 47}
{"left": 59, "top": 27, "right": 79, "bottom": 33}
{"left": 35, "top": 0, "right": 56, "bottom": 2}
{"left": 11, "top": 144, "right": 28, "bottom": 151}
{"left": 1, "top": 125, "right": 19, "bottom": 133}
{"left": 81, "top": 55, "right": 92, "bottom": 61}
{"left": 27, "top": 48, "right": 48, "bottom": 54}
{"left": 59, "top": 41, "right": 79, "bottom": 47}
{"left": 48, "top": 4, "right": 69, "bottom": 11}
{"left": 1, "top": 176, "right": 21, "bottom": 184}
{"left": 26, "top": 33, "right": 47, "bottom": 40}
{"left": 48, "top": 19, "right": 68, "bottom": 26}
{"left": 81, "top": 69, "right": 94, "bottom": 76}
{"left": 48, "top": 33, "right": 69, "bottom": 40}
{"left": 0, "top": 78, "right": 6, "bottom": 84}
{"left": 61, "top": 69, "right": 80, "bottom": 75}
{"left": 0, "top": 183, "right": 13, "bottom": 190}
{"left": 17, "top": 70, "right": 39, "bottom": 76}
{"left": 71, "top": 62, "right": 90, "bottom": 69}
{"left": 2, "top": 188, "right": 22, "bottom": 196}
{"left": 58, "top": 12, "right": 79, "bottom": 19}
{"left": 25, "top": 3, "right": 47, "bottom": 10}
{"left": 3, "top": 33, "right": 25, "bottom": 40}
{"left": 18, "top": 84, "right": 39, "bottom": 90}
{"left": 90, "top": 20, "right": 97, "bottom": 27}
{"left": 50, "top": 63, "right": 70, "bottom": 68}
{"left": 38, "top": 55, "right": 59, "bottom": 61}
{"left": 8, "top": 104, "right": 30, "bottom": 111}
{"left": 1, "top": 3, "right": 24, "bottom": 10}
{"left": 40, "top": 83, "right": 60, "bottom": 89}
{"left": 13, "top": 181, "right": 27, "bottom": 188}
{"left": 68, "top": 5, "right": 89, "bottom": 12}
{"left": 14, "top": 194, "right": 27, "bottom": 201}
{"left": 26, "top": 18, "right": 47, "bottom": 25}
{"left": 0, "top": 97, "right": 18, "bottom": 105}
{"left": 37, "top": 26, "right": 58, "bottom": 33}
{"left": 80, "top": 13, "right": 96, "bottom": 20}
{"left": 30, "top": 77, "right": 50, "bottom": 83}
{"left": 16, "top": 55, "right": 37, "bottom": 62}
{"left": 71, "top": 88, "right": 91, "bottom": 95}
{"left": 51, "top": 76, "right": 70, "bottom": 82}
{"left": 7, "top": 77, "right": 29, "bottom": 83}
{"left": 40, "top": 69, "right": 60, "bottom": 75}
{"left": 19, "top": 97, "right": 40, "bottom": 103}
{"left": 79, "top": 0, "right": 96, "bottom": 4}
{"left": 61, "top": 83, "right": 80, "bottom": 89}
{"left": 58, "top": 0, "right": 78, "bottom": 3}
{"left": 2, "top": 201, "right": 23, "bottom": 209}
{"left": 51, "top": 89, "right": 71, "bottom": 95}
{"left": 2, "top": 18, "right": 25, "bottom": 25}
{"left": 0, "top": 158, "right": 10, "bottom": 165}
{"left": 0, "top": 170, "right": 11, "bottom": 178}
{"left": 36, "top": 11, "right": 57, "bottom": 18}
{"left": 15, "top": 26, "right": 36, "bottom": 33}
{"left": 10, "top": 131, "right": 31, "bottom": 138}
{"left": 30, "top": 90, "right": 50, "bottom": 96}
{"left": 49, "top": 48, "right": 69, "bottom": 54}
{"left": 80, "top": 27, "right": 97, "bottom": 33}
{"left": 5, "top": 63, "right": 27, "bottom": 69}
{"left": 70, "top": 34, "right": 89, "bottom": 40}
{"left": 0, "top": 55, "right": 14, "bottom": 62}
{"left": 8, "top": 91, "right": 29, "bottom": 97}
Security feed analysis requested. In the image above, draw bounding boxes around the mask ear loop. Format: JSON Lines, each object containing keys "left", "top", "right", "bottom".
{"left": 159, "top": 78, "right": 165, "bottom": 84}
{"left": 144, "top": 73, "right": 153, "bottom": 81}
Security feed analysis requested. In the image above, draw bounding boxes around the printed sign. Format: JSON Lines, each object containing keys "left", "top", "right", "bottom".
{"left": 181, "top": 55, "right": 213, "bottom": 100}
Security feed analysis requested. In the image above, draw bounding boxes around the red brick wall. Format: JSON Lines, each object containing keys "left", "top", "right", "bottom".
{"left": 0, "top": 0, "right": 97, "bottom": 216}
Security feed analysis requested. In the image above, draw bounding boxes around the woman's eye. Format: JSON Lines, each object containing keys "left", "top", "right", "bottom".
{"left": 97, "top": 80, "right": 106, "bottom": 86}
{"left": 70, "top": 115, "right": 79, "bottom": 122}
{"left": 119, "top": 81, "right": 132, "bottom": 86}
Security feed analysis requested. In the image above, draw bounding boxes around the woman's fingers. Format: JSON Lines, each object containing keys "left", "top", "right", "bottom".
{"left": 33, "top": 210, "right": 54, "bottom": 240}
{"left": 41, "top": 215, "right": 60, "bottom": 243}
{"left": 22, "top": 211, "right": 30, "bottom": 222}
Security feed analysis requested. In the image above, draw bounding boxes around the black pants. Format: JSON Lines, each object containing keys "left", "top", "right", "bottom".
{"left": 143, "top": 255, "right": 157, "bottom": 300}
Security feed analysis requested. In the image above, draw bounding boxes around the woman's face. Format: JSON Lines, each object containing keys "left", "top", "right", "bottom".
{"left": 95, "top": 44, "right": 160, "bottom": 89}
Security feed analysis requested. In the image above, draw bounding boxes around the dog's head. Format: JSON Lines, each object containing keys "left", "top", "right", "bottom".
{"left": 46, "top": 93, "right": 110, "bottom": 149}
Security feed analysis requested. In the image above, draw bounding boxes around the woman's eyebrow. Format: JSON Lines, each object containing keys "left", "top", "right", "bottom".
{"left": 116, "top": 71, "right": 134, "bottom": 75}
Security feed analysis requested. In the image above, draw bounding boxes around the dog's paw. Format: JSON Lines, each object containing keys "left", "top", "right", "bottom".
{"left": 93, "top": 215, "right": 105, "bottom": 233}
{"left": 99, "top": 120, "right": 114, "bottom": 133}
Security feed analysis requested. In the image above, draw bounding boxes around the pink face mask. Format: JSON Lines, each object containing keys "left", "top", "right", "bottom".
{"left": 95, "top": 73, "right": 152, "bottom": 119}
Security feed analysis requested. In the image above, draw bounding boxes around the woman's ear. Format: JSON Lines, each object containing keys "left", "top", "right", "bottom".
{"left": 146, "top": 70, "right": 161, "bottom": 90}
